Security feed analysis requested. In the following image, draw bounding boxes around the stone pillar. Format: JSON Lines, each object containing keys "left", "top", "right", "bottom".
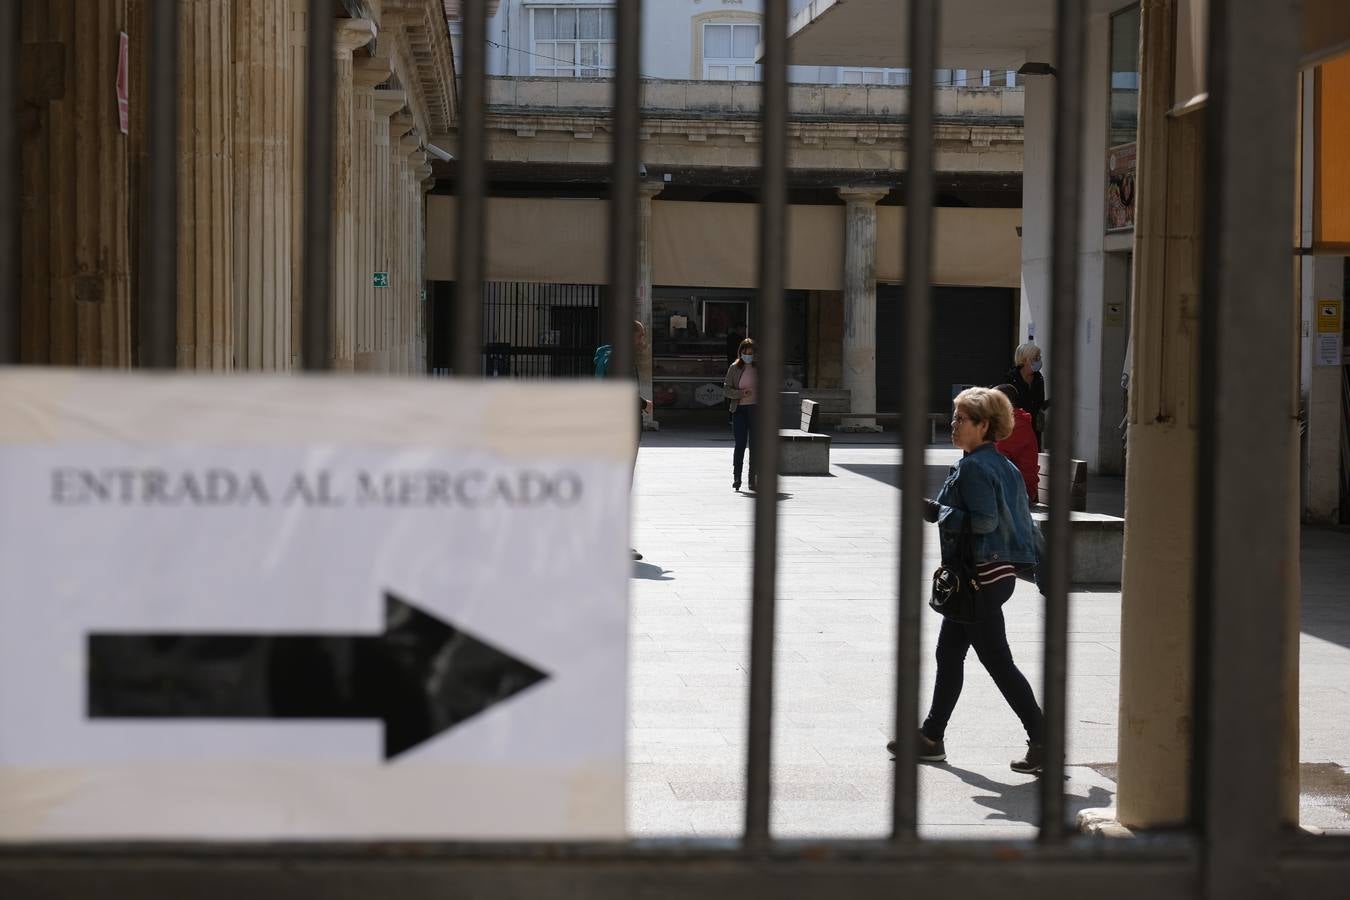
{"left": 1114, "top": 0, "right": 1299, "bottom": 827}
{"left": 19, "top": 0, "right": 133, "bottom": 366}
{"left": 353, "top": 57, "right": 391, "bottom": 371}
{"left": 837, "top": 187, "right": 888, "bottom": 431}
{"left": 233, "top": 0, "right": 292, "bottom": 370}
{"left": 637, "top": 180, "right": 664, "bottom": 428}
{"left": 389, "top": 115, "right": 415, "bottom": 372}
{"left": 331, "top": 18, "right": 376, "bottom": 370}
{"left": 396, "top": 136, "right": 423, "bottom": 373}
{"left": 287, "top": 0, "right": 306, "bottom": 369}
{"left": 178, "top": 0, "right": 235, "bottom": 369}
{"left": 370, "top": 90, "right": 406, "bottom": 372}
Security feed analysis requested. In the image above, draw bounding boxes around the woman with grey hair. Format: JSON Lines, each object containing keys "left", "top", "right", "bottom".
{"left": 1003, "top": 341, "right": 1049, "bottom": 450}
{"left": 887, "top": 387, "right": 1045, "bottom": 774}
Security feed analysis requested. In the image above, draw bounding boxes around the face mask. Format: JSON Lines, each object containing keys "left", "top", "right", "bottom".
{"left": 1030, "top": 359, "right": 1042, "bottom": 373}
{"left": 741, "top": 353, "right": 754, "bottom": 364}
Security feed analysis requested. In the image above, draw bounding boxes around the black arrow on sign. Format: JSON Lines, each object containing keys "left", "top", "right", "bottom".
{"left": 87, "top": 592, "right": 549, "bottom": 761}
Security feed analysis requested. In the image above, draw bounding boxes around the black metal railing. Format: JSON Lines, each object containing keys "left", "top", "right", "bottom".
{"left": 0, "top": 1, "right": 1343, "bottom": 898}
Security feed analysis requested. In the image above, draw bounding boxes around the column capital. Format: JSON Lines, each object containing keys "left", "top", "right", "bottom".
{"left": 638, "top": 179, "right": 665, "bottom": 200}
{"left": 371, "top": 89, "right": 407, "bottom": 119}
{"left": 398, "top": 134, "right": 421, "bottom": 158}
{"left": 837, "top": 185, "right": 890, "bottom": 206}
{"left": 391, "top": 113, "right": 416, "bottom": 140}
{"left": 354, "top": 56, "right": 393, "bottom": 90}
{"left": 335, "top": 18, "right": 377, "bottom": 57}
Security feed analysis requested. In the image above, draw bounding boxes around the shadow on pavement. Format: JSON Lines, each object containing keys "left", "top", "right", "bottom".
{"left": 739, "top": 491, "right": 794, "bottom": 501}
{"left": 939, "top": 765, "right": 1115, "bottom": 826}
{"left": 1301, "top": 527, "right": 1350, "bottom": 650}
{"left": 632, "top": 562, "right": 675, "bottom": 581}
{"left": 838, "top": 463, "right": 953, "bottom": 498}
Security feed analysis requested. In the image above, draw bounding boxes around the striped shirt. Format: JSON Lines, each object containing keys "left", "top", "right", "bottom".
{"left": 976, "top": 560, "right": 1020, "bottom": 587}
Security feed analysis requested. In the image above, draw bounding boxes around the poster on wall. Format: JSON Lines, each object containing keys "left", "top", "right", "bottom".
{"left": 1106, "top": 143, "right": 1137, "bottom": 231}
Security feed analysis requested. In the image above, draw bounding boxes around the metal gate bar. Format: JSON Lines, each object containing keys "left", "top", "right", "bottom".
{"left": 1195, "top": 1, "right": 1302, "bottom": 898}
{"left": 0, "top": 0, "right": 1346, "bottom": 896}
{"left": 0, "top": 0, "right": 15, "bottom": 367}
{"left": 453, "top": 0, "right": 487, "bottom": 375}
{"left": 1040, "top": 0, "right": 1087, "bottom": 841}
{"left": 893, "top": 0, "right": 938, "bottom": 842}
{"left": 744, "top": 0, "right": 788, "bottom": 854}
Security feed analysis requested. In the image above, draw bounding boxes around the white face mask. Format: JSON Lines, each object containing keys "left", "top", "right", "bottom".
{"left": 1030, "top": 359, "right": 1042, "bottom": 374}
{"left": 741, "top": 353, "right": 754, "bottom": 364}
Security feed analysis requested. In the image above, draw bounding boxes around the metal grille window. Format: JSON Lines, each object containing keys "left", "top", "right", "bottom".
{"left": 530, "top": 5, "right": 616, "bottom": 77}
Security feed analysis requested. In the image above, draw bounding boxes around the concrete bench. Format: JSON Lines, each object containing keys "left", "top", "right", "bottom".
{"left": 1030, "top": 510, "right": 1124, "bottom": 585}
{"left": 779, "top": 399, "right": 831, "bottom": 475}
{"left": 1037, "top": 452, "right": 1087, "bottom": 511}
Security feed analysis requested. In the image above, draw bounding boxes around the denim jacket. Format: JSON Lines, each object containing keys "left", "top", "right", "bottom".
{"left": 934, "top": 442, "right": 1041, "bottom": 567}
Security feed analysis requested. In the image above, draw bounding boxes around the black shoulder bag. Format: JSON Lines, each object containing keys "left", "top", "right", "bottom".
{"left": 928, "top": 515, "right": 989, "bottom": 624}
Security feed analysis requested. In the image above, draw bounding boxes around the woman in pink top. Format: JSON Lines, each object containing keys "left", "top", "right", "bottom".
{"left": 722, "top": 338, "right": 759, "bottom": 491}
{"left": 994, "top": 383, "right": 1040, "bottom": 506}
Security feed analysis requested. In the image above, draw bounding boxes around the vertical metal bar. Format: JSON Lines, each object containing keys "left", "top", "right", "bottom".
{"left": 893, "top": 0, "right": 938, "bottom": 843}
{"left": 140, "top": 0, "right": 181, "bottom": 369}
{"left": 301, "top": 0, "right": 335, "bottom": 371}
{"left": 744, "top": 0, "right": 787, "bottom": 853}
{"left": 453, "top": 0, "right": 487, "bottom": 376}
{"left": 0, "top": 0, "right": 16, "bottom": 365}
{"left": 1195, "top": 1, "right": 1299, "bottom": 897}
{"left": 1039, "top": 0, "right": 1085, "bottom": 841}
{"left": 605, "top": 0, "right": 640, "bottom": 382}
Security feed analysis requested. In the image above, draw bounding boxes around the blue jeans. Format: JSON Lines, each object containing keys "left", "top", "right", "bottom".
{"left": 731, "top": 404, "right": 756, "bottom": 483}
{"left": 921, "top": 579, "right": 1044, "bottom": 744}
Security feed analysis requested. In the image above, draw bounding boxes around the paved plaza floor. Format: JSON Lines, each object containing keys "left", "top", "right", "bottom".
{"left": 626, "top": 428, "right": 1350, "bottom": 839}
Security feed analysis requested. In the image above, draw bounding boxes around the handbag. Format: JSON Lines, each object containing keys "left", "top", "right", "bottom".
{"left": 928, "top": 515, "right": 989, "bottom": 623}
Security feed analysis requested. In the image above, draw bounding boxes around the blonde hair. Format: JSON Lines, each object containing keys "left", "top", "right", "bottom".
{"left": 1014, "top": 342, "right": 1042, "bottom": 367}
{"left": 954, "top": 387, "right": 1014, "bottom": 442}
{"left": 735, "top": 337, "right": 756, "bottom": 367}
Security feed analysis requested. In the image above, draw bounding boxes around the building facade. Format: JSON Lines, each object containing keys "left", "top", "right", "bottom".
{"left": 433, "top": 0, "right": 1027, "bottom": 429}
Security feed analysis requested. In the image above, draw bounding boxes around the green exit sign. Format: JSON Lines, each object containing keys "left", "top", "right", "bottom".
{"left": 372, "top": 272, "right": 390, "bottom": 288}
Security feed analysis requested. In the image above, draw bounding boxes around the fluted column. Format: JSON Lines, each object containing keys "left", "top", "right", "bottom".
{"left": 389, "top": 115, "right": 416, "bottom": 371}
{"left": 287, "top": 0, "right": 307, "bottom": 368}
{"left": 178, "top": 0, "right": 235, "bottom": 369}
{"left": 370, "top": 91, "right": 406, "bottom": 372}
{"left": 233, "top": 0, "right": 292, "bottom": 370}
{"left": 398, "top": 138, "right": 423, "bottom": 374}
{"left": 836, "top": 186, "right": 889, "bottom": 431}
{"left": 331, "top": 18, "right": 376, "bottom": 370}
{"left": 416, "top": 164, "right": 434, "bottom": 374}
{"left": 19, "top": 0, "right": 133, "bottom": 366}
{"left": 353, "top": 57, "right": 391, "bottom": 371}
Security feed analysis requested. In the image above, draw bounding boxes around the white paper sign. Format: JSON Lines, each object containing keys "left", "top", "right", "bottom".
{"left": 1317, "top": 333, "right": 1342, "bottom": 367}
{"left": 0, "top": 371, "right": 632, "bottom": 841}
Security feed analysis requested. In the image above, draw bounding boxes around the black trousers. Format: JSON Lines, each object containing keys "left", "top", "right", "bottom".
{"left": 921, "top": 579, "right": 1044, "bottom": 744}
{"left": 731, "top": 404, "right": 755, "bottom": 481}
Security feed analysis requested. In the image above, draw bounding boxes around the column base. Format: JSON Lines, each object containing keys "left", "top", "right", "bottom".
{"left": 1077, "top": 807, "right": 1136, "bottom": 838}
{"left": 642, "top": 417, "right": 661, "bottom": 432}
{"left": 837, "top": 419, "right": 882, "bottom": 433}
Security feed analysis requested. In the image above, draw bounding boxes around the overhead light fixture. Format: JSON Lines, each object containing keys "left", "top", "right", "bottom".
{"left": 1017, "top": 62, "right": 1058, "bottom": 77}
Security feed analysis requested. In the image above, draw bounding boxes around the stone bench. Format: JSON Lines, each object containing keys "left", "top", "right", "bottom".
{"left": 1037, "top": 452, "right": 1088, "bottom": 511}
{"left": 779, "top": 399, "right": 831, "bottom": 475}
{"left": 1029, "top": 510, "right": 1124, "bottom": 585}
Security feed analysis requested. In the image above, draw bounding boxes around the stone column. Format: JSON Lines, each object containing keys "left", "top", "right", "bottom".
{"left": 396, "top": 136, "right": 423, "bottom": 373}
{"left": 287, "top": 0, "right": 306, "bottom": 369}
{"left": 331, "top": 18, "right": 376, "bottom": 370}
{"left": 233, "top": 0, "right": 292, "bottom": 370}
{"left": 19, "top": 0, "right": 133, "bottom": 366}
{"left": 1114, "top": 0, "right": 1299, "bottom": 828}
{"left": 176, "top": 0, "right": 235, "bottom": 369}
{"left": 837, "top": 187, "right": 889, "bottom": 431}
{"left": 352, "top": 57, "right": 391, "bottom": 371}
{"left": 637, "top": 180, "right": 664, "bottom": 429}
{"left": 389, "top": 114, "right": 415, "bottom": 372}
{"left": 370, "top": 90, "right": 406, "bottom": 371}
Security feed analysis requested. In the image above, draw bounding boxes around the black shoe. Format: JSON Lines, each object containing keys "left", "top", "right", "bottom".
{"left": 886, "top": 731, "right": 946, "bottom": 763}
{"left": 631, "top": 549, "right": 643, "bottom": 561}
{"left": 732, "top": 479, "right": 741, "bottom": 491}
{"left": 1010, "top": 741, "right": 1043, "bottom": 774}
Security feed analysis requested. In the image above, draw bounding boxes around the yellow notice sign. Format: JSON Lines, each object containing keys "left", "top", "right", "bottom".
{"left": 1317, "top": 298, "right": 1342, "bottom": 333}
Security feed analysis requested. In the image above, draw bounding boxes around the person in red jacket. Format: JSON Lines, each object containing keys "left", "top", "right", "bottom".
{"left": 994, "top": 383, "right": 1039, "bottom": 506}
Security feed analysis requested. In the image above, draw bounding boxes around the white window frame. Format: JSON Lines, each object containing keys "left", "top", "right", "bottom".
{"left": 528, "top": 4, "right": 616, "bottom": 78}
{"left": 701, "top": 21, "right": 761, "bottom": 81}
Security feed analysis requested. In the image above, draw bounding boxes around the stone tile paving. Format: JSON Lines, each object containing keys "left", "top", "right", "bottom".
{"left": 628, "top": 430, "right": 1350, "bottom": 838}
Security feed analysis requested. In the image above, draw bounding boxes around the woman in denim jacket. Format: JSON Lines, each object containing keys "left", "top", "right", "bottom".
{"left": 887, "top": 387, "right": 1046, "bottom": 774}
